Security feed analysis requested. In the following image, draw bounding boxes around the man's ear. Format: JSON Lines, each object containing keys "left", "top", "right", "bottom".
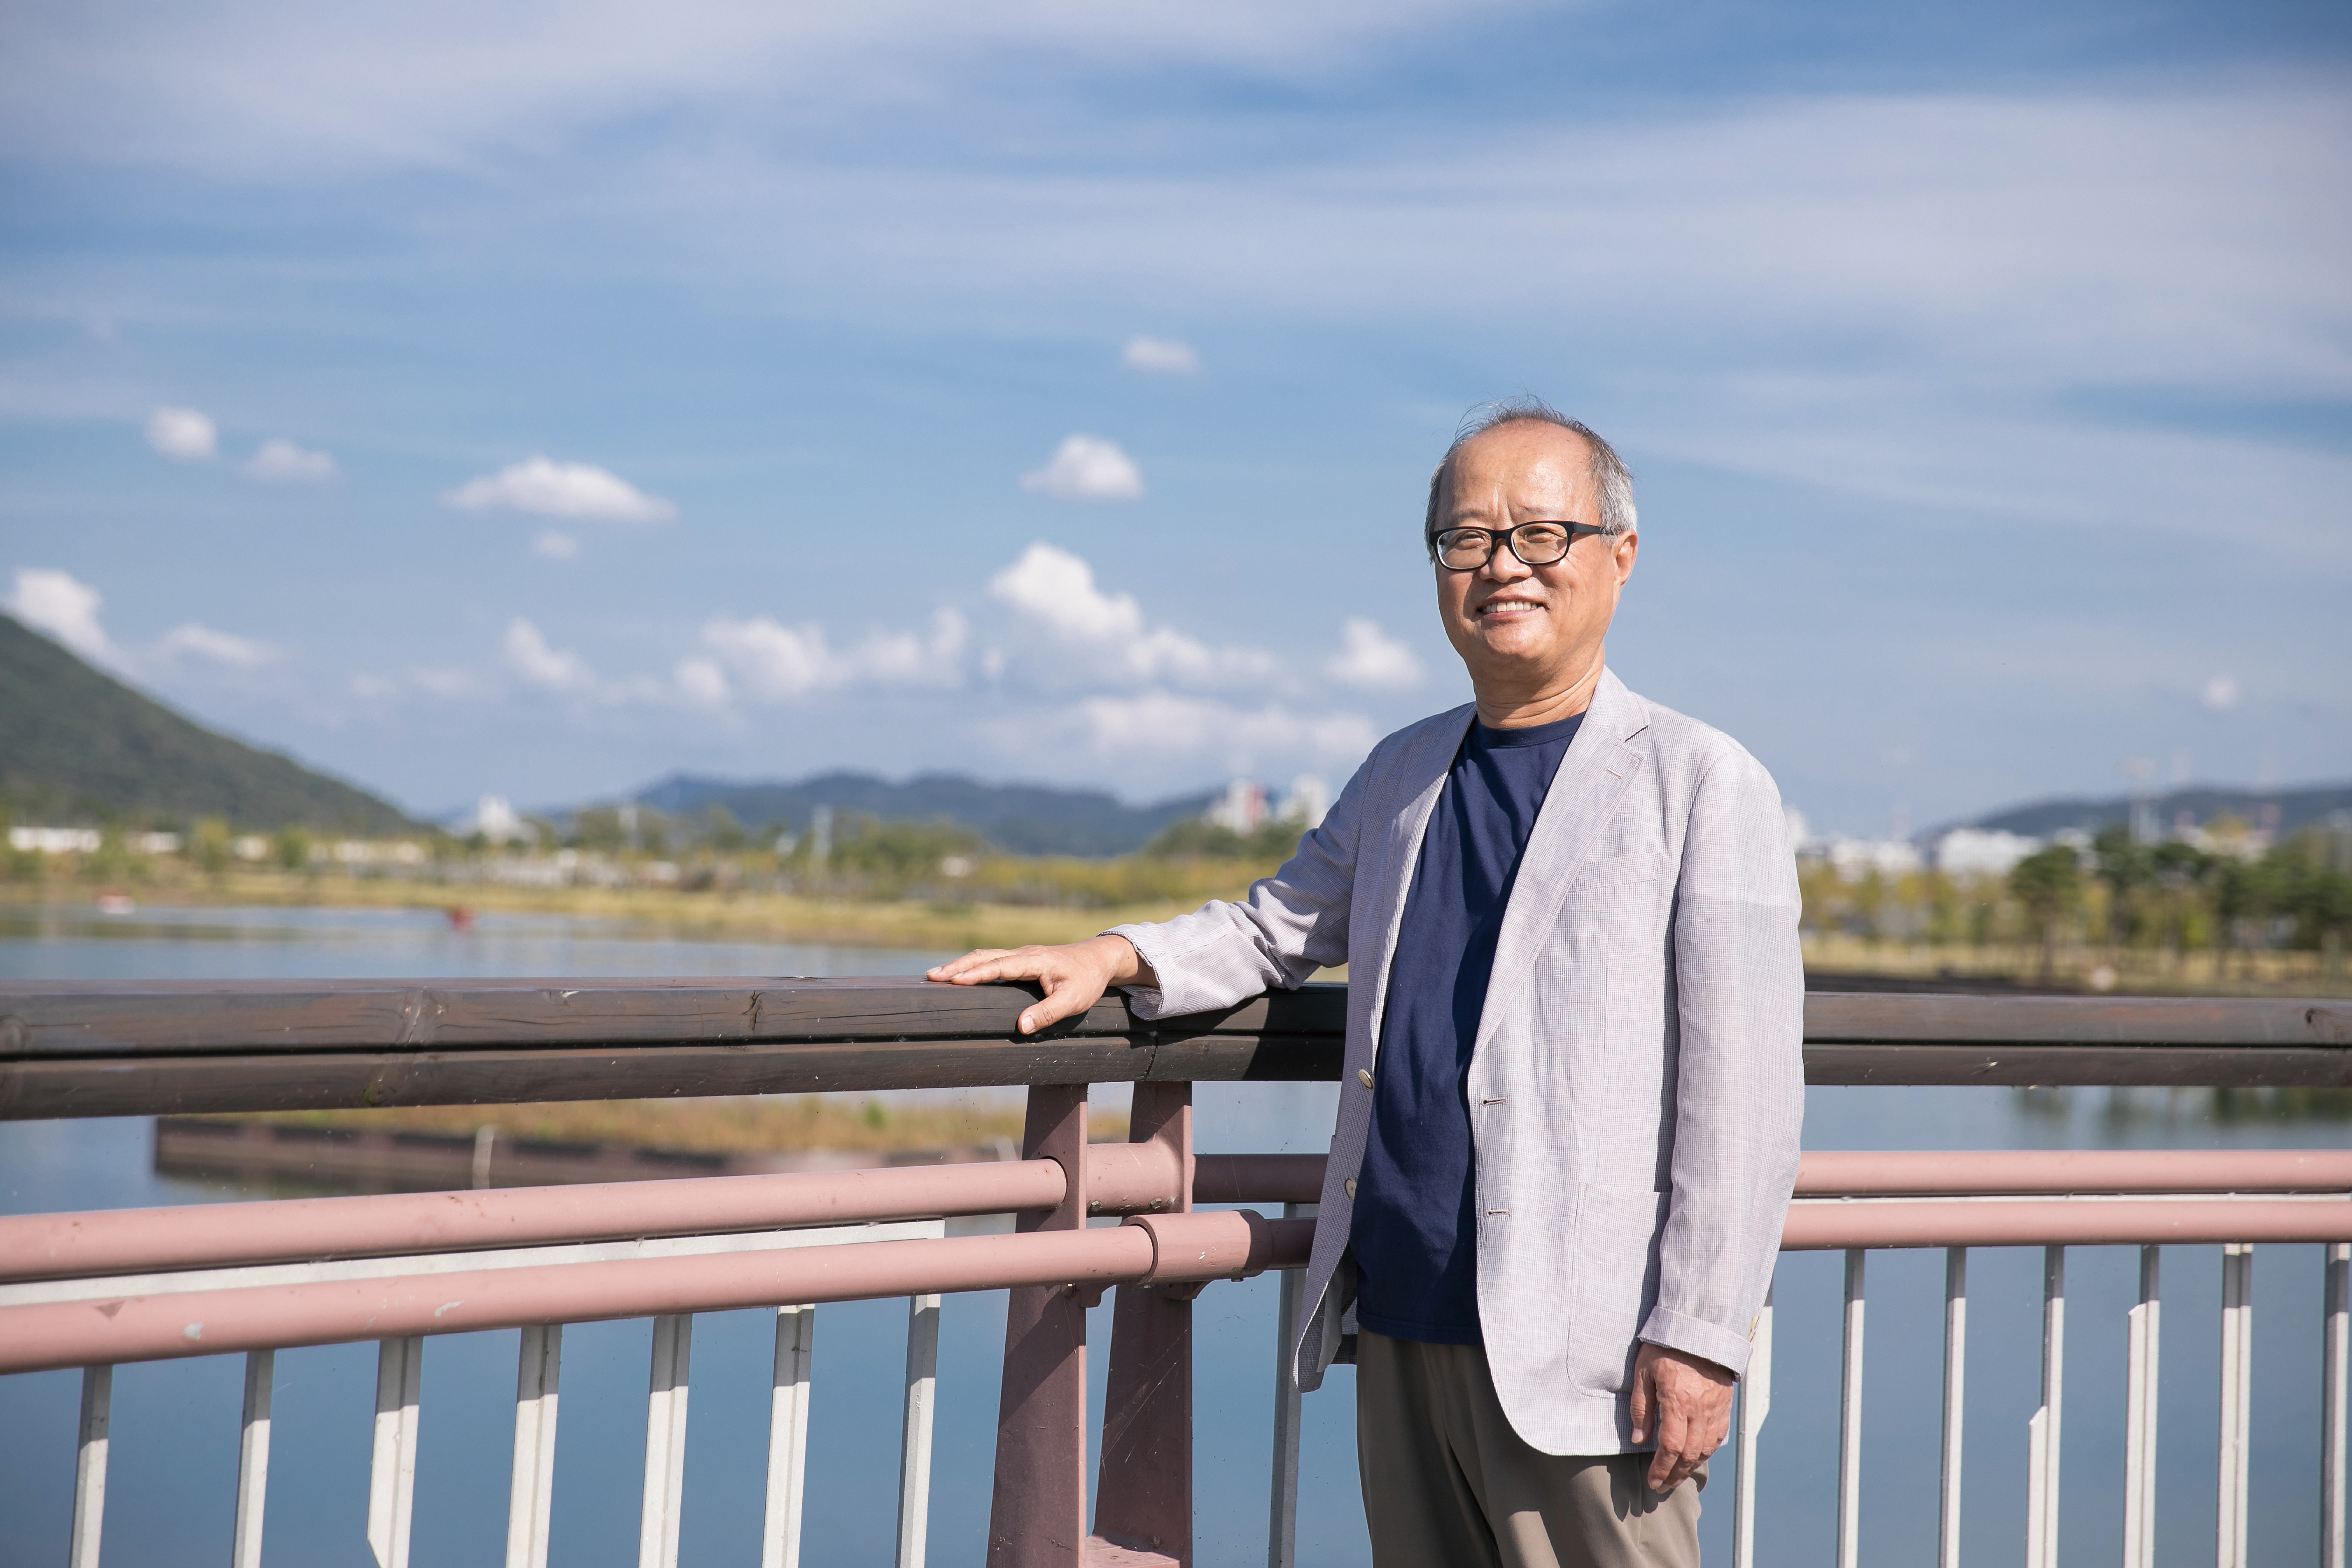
{"left": 1613, "top": 530, "right": 1639, "bottom": 585}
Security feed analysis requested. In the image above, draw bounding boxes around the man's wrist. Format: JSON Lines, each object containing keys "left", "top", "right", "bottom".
{"left": 1639, "top": 1339, "right": 1735, "bottom": 1382}
{"left": 1091, "top": 932, "right": 1148, "bottom": 987}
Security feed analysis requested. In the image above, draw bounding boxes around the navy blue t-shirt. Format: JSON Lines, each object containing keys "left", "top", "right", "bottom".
{"left": 1349, "top": 710, "right": 1584, "bottom": 1345}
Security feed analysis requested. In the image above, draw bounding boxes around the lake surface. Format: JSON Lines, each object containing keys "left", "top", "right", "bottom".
{"left": 0, "top": 903, "right": 2342, "bottom": 1567}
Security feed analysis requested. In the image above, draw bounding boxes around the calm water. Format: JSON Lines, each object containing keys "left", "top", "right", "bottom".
{"left": 0, "top": 904, "right": 2342, "bottom": 1567}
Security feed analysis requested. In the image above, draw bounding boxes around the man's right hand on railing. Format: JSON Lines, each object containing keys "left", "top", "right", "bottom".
{"left": 926, "top": 935, "right": 1158, "bottom": 1036}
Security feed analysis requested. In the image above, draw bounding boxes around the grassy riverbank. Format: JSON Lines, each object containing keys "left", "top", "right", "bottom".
{"left": 9, "top": 865, "right": 1233, "bottom": 952}
{"left": 204, "top": 1092, "right": 1136, "bottom": 1154}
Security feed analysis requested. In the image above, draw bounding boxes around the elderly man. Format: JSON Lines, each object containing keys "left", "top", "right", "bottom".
{"left": 930, "top": 399, "right": 1804, "bottom": 1567}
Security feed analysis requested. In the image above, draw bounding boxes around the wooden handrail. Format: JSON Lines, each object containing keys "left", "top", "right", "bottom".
{"left": 0, "top": 980, "right": 2344, "bottom": 1118}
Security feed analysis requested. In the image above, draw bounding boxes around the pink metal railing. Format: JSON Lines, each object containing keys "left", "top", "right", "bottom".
{"left": 7, "top": 1120, "right": 2351, "bottom": 1568}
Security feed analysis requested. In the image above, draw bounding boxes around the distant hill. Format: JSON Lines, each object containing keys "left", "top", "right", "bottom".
{"left": 1946, "top": 782, "right": 2352, "bottom": 841}
{"left": 627, "top": 771, "right": 1219, "bottom": 857}
{"left": 0, "top": 614, "right": 416, "bottom": 834}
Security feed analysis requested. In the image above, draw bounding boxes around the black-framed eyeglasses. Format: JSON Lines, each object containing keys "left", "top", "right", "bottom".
{"left": 1428, "top": 521, "right": 1605, "bottom": 572}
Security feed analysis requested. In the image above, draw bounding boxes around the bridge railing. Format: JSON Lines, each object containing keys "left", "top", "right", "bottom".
{"left": 1, "top": 980, "right": 2348, "bottom": 1568}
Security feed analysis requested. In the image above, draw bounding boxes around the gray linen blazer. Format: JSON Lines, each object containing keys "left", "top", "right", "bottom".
{"left": 1108, "top": 669, "right": 1804, "bottom": 1456}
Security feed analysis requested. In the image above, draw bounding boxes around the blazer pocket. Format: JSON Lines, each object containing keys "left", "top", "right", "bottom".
{"left": 1566, "top": 1181, "right": 1670, "bottom": 1396}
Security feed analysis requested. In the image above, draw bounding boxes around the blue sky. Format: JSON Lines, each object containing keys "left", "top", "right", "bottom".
{"left": 2, "top": 0, "right": 2346, "bottom": 833}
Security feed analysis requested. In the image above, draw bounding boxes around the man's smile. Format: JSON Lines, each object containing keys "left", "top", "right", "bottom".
{"left": 1475, "top": 595, "right": 1547, "bottom": 619}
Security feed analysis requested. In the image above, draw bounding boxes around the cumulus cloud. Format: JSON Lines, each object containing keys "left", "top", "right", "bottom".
{"left": 533, "top": 530, "right": 580, "bottom": 560}
{"left": 446, "top": 456, "right": 677, "bottom": 523}
{"left": 409, "top": 666, "right": 481, "bottom": 699}
{"left": 693, "top": 607, "right": 966, "bottom": 702}
{"left": 1071, "top": 692, "right": 1378, "bottom": 763}
{"left": 2202, "top": 673, "right": 2241, "bottom": 711}
{"left": 7, "top": 567, "right": 284, "bottom": 677}
{"left": 987, "top": 542, "right": 1273, "bottom": 686}
{"left": 156, "top": 623, "right": 280, "bottom": 668}
{"left": 1121, "top": 336, "right": 1200, "bottom": 373}
{"left": 503, "top": 618, "right": 597, "bottom": 693}
{"left": 5, "top": 567, "right": 115, "bottom": 662}
{"left": 243, "top": 438, "right": 336, "bottom": 482}
{"left": 1021, "top": 435, "right": 1144, "bottom": 503}
{"left": 144, "top": 406, "right": 216, "bottom": 462}
{"left": 672, "top": 656, "right": 729, "bottom": 707}
{"left": 1325, "top": 617, "right": 1422, "bottom": 690}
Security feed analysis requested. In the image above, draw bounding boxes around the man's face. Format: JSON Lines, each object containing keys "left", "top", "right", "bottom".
{"left": 1431, "top": 420, "right": 1637, "bottom": 707}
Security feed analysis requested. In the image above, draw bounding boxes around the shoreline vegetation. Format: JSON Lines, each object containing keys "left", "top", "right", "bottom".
{"left": 5, "top": 853, "right": 2348, "bottom": 996}
{"left": 197, "top": 1093, "right": 1128, "bottom": 1157}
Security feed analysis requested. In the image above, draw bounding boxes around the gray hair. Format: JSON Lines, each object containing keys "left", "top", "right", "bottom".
{"left": 1423, "top": 396, "right": 1637, "bottom": 545}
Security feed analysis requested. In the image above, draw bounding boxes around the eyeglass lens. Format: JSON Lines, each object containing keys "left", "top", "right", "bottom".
{"left": 1435, "top": 523, "right": 1573, "bottom": 569}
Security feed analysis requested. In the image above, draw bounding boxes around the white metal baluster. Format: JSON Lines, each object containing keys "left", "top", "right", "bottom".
{"left": 2324, "top": 1241, "right": 2348, "bottom": 1568}
{"left": 1731, "top": 1279, "right": 1774, "bottom": 1568}
{"left": 1939, "top": 1249, "right": 1967, "bottom": 1568}
{"left": 2217, "top": 1243, "right": 2253, "bottom": 1568}
{"left": 231, "top": 1349, "right": 274, "bottom": 1568}
{"left": 1837, "top": 1250, "right": 1865, "bottom": 1568}
{"left": 68, "top": 1365, "right": 111, "bottom": 1568}
{"left": 896, "top": 1295, "right": 941, "bottom": 1568}
{"left": 1267, "top": 1201, "right": 1314, "bottom": 1568}
{"left": 506, "top": 1324, "right": 563, "bottom": 1568}
{"left": 763, "top": 1305, "right": 817, "bottom": 1568}
{"left": 2027, "top": 1246, "right": 2065, "bottom": 1568}
{"left": 2124, "top": 1246, "right": 2162, "bottom": 1568}
{"left": 640, "top": 1314, "right": 693, "bottom": 1568}
{"left": 369, "top": 1336, "right": 424, "bottom": 1568}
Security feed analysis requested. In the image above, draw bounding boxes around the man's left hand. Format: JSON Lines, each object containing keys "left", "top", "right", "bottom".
{"left": 1627, "top": 1342, "right": 1734, "bottom": 1494}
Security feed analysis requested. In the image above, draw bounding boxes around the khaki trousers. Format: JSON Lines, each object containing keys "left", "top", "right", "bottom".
{"left": 1355, "top": 1330, "right": 1703, "bottom": 1568}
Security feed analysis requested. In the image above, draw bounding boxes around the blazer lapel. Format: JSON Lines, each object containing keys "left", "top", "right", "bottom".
{"left": 1471, "top": 669, "right": 1651, "bottom": 1059}
{"left": 1360, "top": 704, "right": 1475, "bottom": 1068}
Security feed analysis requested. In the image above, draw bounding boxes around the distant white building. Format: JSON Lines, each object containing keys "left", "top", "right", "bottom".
{"left": 7, "top": 826, "right": 102, "bottom": 854}
{"left": 457, "top": 794, "right": 529, "bottom": 844}
{"left": 1277, "top": 775, "right": 1331, "bottom": 829}
{"left": 1825, "top": 837, "right": 1923, "bottom": 881}
{"left": 1932, "top": 828, "right": 2044, "bottom": 878}
{"left": 1205, "top": 779, "right": 1269, "bottom": 835}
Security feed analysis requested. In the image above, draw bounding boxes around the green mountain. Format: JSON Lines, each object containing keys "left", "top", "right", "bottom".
{"left": 0, "top": 613, "right": 415, "bottom": 833}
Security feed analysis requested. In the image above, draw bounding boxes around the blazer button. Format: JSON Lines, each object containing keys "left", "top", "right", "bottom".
{"left": 1358, "top": 1068, "right": 1374, "bottom": 1090}
{"left": 1344, "top": 1178, "right": 1358, "bottom": 1199}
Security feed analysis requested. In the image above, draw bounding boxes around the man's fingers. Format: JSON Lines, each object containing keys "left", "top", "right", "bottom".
{"left": 1648, "top": 1399, "right": 1689, "bottom": 1491}
{"left": 926, "top": 948, "right": 1014, "bottom": 982}
{"left": 1627, "top": 1359, "right": 1654, "bottom": 1444}
{"left": 1016, "top": 969, "right": 1110, "bottom": 1035}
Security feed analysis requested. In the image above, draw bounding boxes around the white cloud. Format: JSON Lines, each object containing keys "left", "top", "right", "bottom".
{"left": 1325, "top": 617, "right": 1422, "bottom": 690}
{"left": 673, "top": 656, "right": 729, "bottom": 707}
{"left": 156, "top": 623, "right": 280, "bottom": 668}
{"left": 1070, "top": 692, "right": 1378, "bottom": 765}
{"left": 503, "top": 618, "right": 597, "bottom": 693}
{"left": 409, "top": 666, "right": 481, "bottom": 699}
{"left": 1020, "top": 435, "right": 1145, "bottom": 503}
{"left": 5, "top": 567, "right": 115, "bottom": 663}
{"left": 987, "top": 542, "right": 1274, "bottom": 686}
{"left": 2202, "top": 673, "right": 2241, "bottom": 711}
{"left": 694, "top": 606, "right": 966, "bottom": 702}
{"left": 989, "top": 541, "right": 1145, "bottom": 643}
{"left": 1121, "top": 335, "right": 1200, "bottom": 374}
{"left": 533, "top": 529, "right": 580, "bottom": 560}
{"left": 144, "top": 406, "right": 216, "bottom": 461}
{"left": 445, "top": 455, "right": 677, "bottom": 523}
{"left": 243, "top": 438, "right": 336, "bottom": 481}
{"left": 0, "top": 4, "right": 1484, "bottom": 175}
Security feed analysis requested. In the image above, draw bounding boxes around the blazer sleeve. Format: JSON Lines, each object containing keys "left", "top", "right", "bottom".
{"left": 1103, "top": 747, "right": 1377, "bottom": 1020}
{"left": 1638, "top": 744, "right": 1805, "bottom": 1377}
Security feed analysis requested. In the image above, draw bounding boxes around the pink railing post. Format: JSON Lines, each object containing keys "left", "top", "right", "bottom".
{"left": 1092, "top": 1082, "right": 1197, "bottom": 1565}
{"left": 987, "top": 1084, "right": 1093, "bottom": 1568}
